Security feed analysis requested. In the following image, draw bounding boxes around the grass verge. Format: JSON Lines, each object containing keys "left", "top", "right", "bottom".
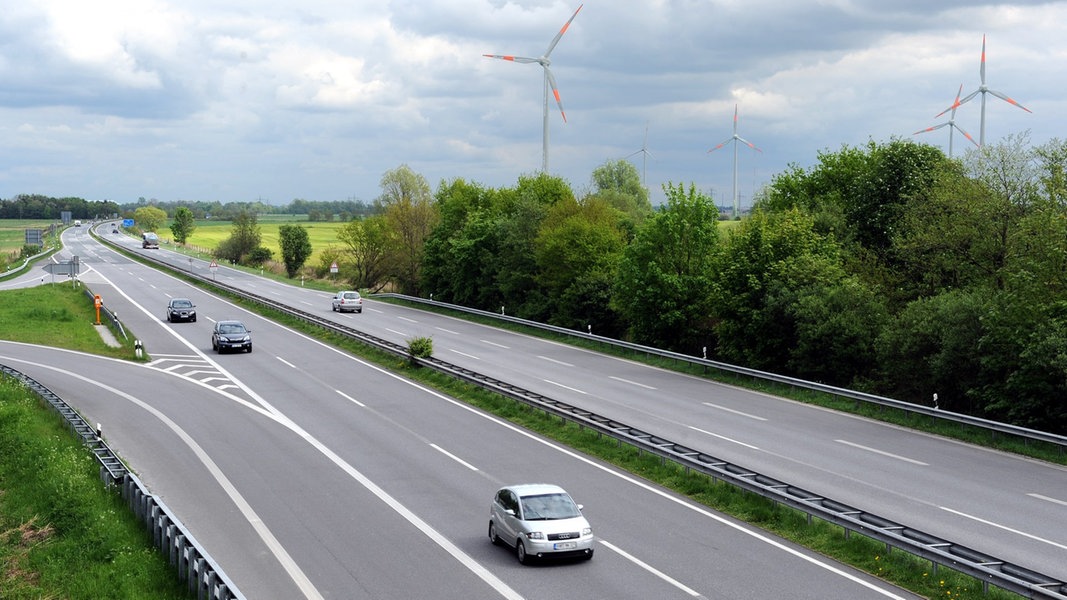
{"left": 0, "top": 377, "right": 188, "bottom": 599}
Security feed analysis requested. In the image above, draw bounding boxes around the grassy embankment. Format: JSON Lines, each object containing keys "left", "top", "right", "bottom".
{"left": 0, "top": 285, "right": 189, "bottom": 599}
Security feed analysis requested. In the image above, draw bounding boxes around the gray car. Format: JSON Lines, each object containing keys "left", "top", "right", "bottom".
{"left": 211, "top": 320, "right": 252, "bottom": 353}
{"left": 488, "top": 483, "right": 594, "bottom": 564}
{"left": 166, "top": 298, "right": 196, "bottom": 323}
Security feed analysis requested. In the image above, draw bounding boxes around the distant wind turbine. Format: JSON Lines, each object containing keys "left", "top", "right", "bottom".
{"left": 626, "top": 122, "right": 654, "bottom": 190}
{"left": 941, "top": 34, "right": 1031, "bottom": 146}
{"left": 483, "top": 4, "right": 583, "bottom": 173}
{"left": 914, "top": 84, "right": 978, "bottom": 157}
{"left": 708, "top": 104, "right": 761, "bottom": 219}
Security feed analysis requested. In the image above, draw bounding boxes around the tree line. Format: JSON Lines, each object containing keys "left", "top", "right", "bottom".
{"left": 7, "top": 136, "right": 1065, "bottom": 433}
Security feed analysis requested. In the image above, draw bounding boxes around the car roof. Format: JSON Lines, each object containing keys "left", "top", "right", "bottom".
{"left": 500, "top": 483, "right": 569, "bottom": 497}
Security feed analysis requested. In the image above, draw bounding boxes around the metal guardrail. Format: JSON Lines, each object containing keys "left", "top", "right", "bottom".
{"left": 0, "top": 365, "right": 245, "bottom": 600}
{"left": 102, "top": 243, "right": 1067, "bottom": 598}
{"left": 374, "top": 293, "right": 1067, "bottom": 452}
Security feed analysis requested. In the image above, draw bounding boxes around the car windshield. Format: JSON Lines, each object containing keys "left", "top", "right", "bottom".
{"left": 519, "top": 493, "right": 581, "bottom": 521}
{"left": 172, "top": 300, "right": 192, "bottom": 308}
{"left": 220, "top": 323, "right": 246, "bottom": 334}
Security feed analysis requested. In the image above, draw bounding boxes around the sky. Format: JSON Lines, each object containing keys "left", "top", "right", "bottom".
{"left": 1, "top": 1, "right": 1065, "bottom": 210}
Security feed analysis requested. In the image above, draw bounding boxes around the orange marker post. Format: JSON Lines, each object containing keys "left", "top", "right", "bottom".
{"left": 93, "top": 294, "right": 102, "bottom": 325}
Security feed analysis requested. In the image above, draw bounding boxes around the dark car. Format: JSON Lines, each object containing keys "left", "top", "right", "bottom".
{"left": 166, "top": 298, "right": 196, "bottom": 323}
{"left": 212, "top": 320, "right": 252, "bottom": 353}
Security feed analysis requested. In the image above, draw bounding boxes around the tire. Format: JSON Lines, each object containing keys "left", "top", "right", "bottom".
{"left": 585, "top": 549, "right": 594, "bottom": 560}
{"left": 332, "top": 304, "right": 337, "bottom": 312}
{"left": 488, "top": 522, "right": 501, "bottom": 546}
{"left": 516, "top": 540, "right": 530, "bottom": 565}
{"left": 191, "top": 315, "right": 196, "bottom": 323}
{"left": 246, "top": 346, "right": 252, "bottom": 353}
{"left": 166, "top": 314, "right": 171, "bottom": 322}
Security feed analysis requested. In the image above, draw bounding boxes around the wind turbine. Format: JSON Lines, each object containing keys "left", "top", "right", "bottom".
{"left": 483, "top": 4, "right": 583, "bottom": 173}
{"left": 708, "top": 104, "right": 761, "bottom": 219}
{"left": 626, "top": 122, "right": 654, "bottom": 191}
{"left": 941, "top": 34, "right": 1031, "bottom": 146}
{"left": 914, "top": 84, "right": 978, "bottom": 157}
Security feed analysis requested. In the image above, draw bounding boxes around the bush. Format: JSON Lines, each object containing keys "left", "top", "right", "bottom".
{"left": 407, "top": 336, "right": 433, "bottom": 364}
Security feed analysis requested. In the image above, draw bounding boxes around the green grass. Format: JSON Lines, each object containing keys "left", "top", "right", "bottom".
{"left": 0, "top": 286, "right": 140, "bottom": 360}
{"left": 0, "top": 285, "right": 182, "bottom": 597}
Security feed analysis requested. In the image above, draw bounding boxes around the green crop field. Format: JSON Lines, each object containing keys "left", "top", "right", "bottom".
{"left": 162, "top": 217, "right": 348, "bottom": 264}
{"left": 0, "top": 220, "right": 58, "bottom": 254}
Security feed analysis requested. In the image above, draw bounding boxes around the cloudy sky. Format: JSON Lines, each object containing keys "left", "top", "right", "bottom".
{"left": 1, "top": 1, "right": 1064, "bottom": 209}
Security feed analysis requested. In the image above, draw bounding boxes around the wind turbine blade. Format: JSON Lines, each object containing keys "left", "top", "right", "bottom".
{"left": 955, "top": 89, "right": 981, "bottom": 108}
{"left": 545, "top": 67, "right": 566, "bottom": 122}
{"left": 953, "top": 124, "right": 980, "bottom": 147}
{"left": 979, "top": 34, "right": 987, "bottom": 85}
{"left": 934, "top": 84, "right": 967, "bottom": 118}
{"left": 914, "top": 123, "right": 950, "bottom": 135}
{"left": 483, "top": 54, "right": 540, "bottom": 64}
{"left": 986, "top": 89, "right": 1032, "bottom": 113}
{"left": 707, "top": 138, "right": 734, "bottom": 153}
{"left": 736, "top": 136, "right": 762, "bottom": 153}
{"left": 544, "top": 4, "right": 583, "bottom": 58}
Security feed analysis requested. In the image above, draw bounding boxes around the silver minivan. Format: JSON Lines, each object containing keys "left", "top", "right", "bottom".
{"left": 488, "top": 483, "right": 594, "bottom": 564}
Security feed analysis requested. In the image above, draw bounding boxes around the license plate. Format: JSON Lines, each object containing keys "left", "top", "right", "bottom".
{"left": 553, "top": 541, "right": 577, "bottom": 550}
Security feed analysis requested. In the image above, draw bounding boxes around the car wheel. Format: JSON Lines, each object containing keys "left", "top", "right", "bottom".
{"left": 246, "top": 346, "right": 252, "bottom": 353}
{"left": 332, "top": 304, "right": 337, "bottom": 312}
{"left": 356, "top": 309, "right": 362, "bottom": 313}
{"left": 585, "top": 549, "right": 594, "bottom": 560}
{"left": 191, "top": 315, "right": 196, "bottom": 323}
{"left": 166, "top": 314, "right": 171, "bottom": 322}
{"left": 516, "top": 540, "right": 530, "bottom": 565}
{"left": 488, "top": 522, "right": 501, "bottom": 546}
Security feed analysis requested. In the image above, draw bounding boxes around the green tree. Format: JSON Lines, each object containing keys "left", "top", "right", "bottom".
{"left": 535, "top": 196, "right": 628, "bottom": 335}
{"left": 169, "top": 206, "right": 196, "bottom": 245}
{"left": 612, "top": 182, "right": 719, "bottom": 352}
{"left": 215, "top": 210, "right": 261, "bottom": 264}
{"left": 589, "top": 159, "right": 652, "bottom": 226}
{"left": 376, "top": 165, "right": 438, "bottom": 295}
{"left": 278, "top": 224, "right": 313, "bottom": 278}
{"left": 711, "top": 208, "right": 858, "bottom": 374}
{"left": 421, "top": 179, "right": 505, "bottom": 308}
{"left": 336, "top": 215, "right": 393, "bottom": 291}
{"left": 134, "top": 206, "right": 167, "bottom": 232}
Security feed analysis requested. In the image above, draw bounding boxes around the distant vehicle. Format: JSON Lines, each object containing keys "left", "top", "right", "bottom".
{"left": 74, "top": 220, "right": 81, "bottom": 227}
{"left": 489, "top": 484, "right": 594, "bottom": 564}
{"left": 331, "top": 291, "right": 363, "bottom": 313}
{"left": 212, "top": 320, "right": 252, "bottom": 353}
{"left": 112, "top": 227, "right": 118, "bottom": 234}
{"left": 165, "top": 298, "right": 196, "bottom": 323}
{"left": 142, "top": 232, "right": 160, "bottom": 249}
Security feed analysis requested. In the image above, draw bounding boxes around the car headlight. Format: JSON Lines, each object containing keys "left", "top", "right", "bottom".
{"left": 525, "top": 532, "right": 544, "bottom": 540}
{"left": 582, "top": 527, "right": 592, "bottom": 536}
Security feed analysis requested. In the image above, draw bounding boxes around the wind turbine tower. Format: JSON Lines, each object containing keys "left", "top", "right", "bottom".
{"left": 914, "top": 84, "right": 978, "bottom": 157}
{"left": 708, "top": 105, "right": 761, "bottom": 219}
{"left": 483, "top": 4, "right": 583, "bottom": 172}
{"left": 943, "top": 34, "right": 1031, "bottom": 146}
{"left": 626, "top": 122, "right": 654, "bottom": 191}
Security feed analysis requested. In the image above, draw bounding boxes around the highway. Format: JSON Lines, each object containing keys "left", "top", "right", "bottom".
{"left": 3, "top": 223, "right": 1056, "bottom": 597}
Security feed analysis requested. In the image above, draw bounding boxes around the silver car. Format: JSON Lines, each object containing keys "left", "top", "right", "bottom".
{"left": 488, "top": 484, "right": 594, "bottom": 564}
{"left": 331, "top": 290, "right": 363, "bottom": 313}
